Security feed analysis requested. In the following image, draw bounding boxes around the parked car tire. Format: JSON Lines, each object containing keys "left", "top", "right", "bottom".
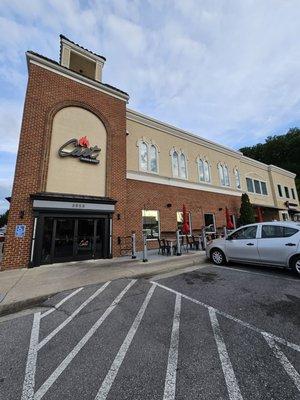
{"left": 290, "top": 255, "right": 300, "bottom": 277}
{"left": 210, "top": 248, "right": 226, "bottom": 265}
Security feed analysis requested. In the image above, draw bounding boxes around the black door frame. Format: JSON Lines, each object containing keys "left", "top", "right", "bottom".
{"left": 32, "top": 211, "right": 112, "bottom": 266}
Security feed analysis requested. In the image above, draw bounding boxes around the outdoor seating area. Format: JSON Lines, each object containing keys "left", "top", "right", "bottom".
{"left": 157, "top": 235, "right": 202, "bottom": 256}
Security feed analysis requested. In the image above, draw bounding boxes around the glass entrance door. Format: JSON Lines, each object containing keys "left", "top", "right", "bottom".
{"left": 38, "top": 215, "right": 110, "bottom": 265}
{"left": 54, "top": 218, "right": 75, "bottom": 261}
{"left": 76, "top": 219, "right": 95, "bottom": 259}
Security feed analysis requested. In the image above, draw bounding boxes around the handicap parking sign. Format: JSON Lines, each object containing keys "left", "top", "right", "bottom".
{"left": 15, "top": 224, "right": 26, "bottom": 238}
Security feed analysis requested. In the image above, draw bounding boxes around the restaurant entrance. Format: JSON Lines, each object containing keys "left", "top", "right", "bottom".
{"left": 33, "top": 215, "right": 111, "bottom": 266}
{"left": 30, "top": 193, "right": 116, "bottom": 267}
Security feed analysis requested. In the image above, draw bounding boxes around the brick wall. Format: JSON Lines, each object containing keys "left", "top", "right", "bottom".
{"left": 125, "top": 179, "right": 242, "bottom": 251}
{"left": 1, "top": 63, "right": 127, "bottom": 269}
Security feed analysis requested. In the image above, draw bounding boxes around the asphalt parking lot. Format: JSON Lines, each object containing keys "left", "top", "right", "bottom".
{"left": 0, "top": 263, "right": 299, "bottom": 400}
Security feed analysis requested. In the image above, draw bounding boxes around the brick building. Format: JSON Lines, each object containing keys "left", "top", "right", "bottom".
{"left": 2, "top": 36, "right": 299, "bottom": 269}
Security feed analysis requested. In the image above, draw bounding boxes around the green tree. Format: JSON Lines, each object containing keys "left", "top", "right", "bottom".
{"left": 240, "top": 128, "right": 300, "bottom": 197}
{"left": 0, "top": 210, "right": 9, "bottom": 227}
{"left": 239, "top": 193, "right": 255, "bottom": 225}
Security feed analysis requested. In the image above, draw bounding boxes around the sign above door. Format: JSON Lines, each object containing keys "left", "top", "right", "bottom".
{"left": 58, "top": 136, "right": 101, "bottom": 164}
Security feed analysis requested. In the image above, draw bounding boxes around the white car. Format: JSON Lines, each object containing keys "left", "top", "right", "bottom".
{"left": 206, "top": 222, "right": 300, "bottom": 276}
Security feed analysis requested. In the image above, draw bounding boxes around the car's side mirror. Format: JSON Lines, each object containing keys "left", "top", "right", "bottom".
{"left": 226, "top": 236, "right": 233, "bottom": 241}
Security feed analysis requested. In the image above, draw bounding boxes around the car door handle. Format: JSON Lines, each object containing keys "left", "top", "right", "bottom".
{"left": 246, "top": 243, "right": 254, "bottom": 246}
{"left": 285, "top": 243, "right": 296, "bottom": 246}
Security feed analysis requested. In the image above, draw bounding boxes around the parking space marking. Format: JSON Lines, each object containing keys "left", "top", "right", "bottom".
{"left": 18, "top": 278, "right": 300, "bottom": 400}
{"left": 151, "top": 281, "right": 300, "bottom": 354}
{"left": 40, "top": 287, "right": 83, "bottom": 319}
{"left": 94, "top": 283, "right": 156, "bottom": 400}
{"left": 38, "top": 281, "right": 111, "bottom": 349}
{"left": 34, "top": 280, "right": 136, "bottom": 400}
{"left": 209, "top": 308, "right": 243, "bottom": 400}
{"left": 210, "top": 264, "right": 300, "bottom": 283}
{"left": 263, "top": 333, "right": 300, "bottom": 392}
{"left": 163, "top": 294, "right": 181, "bottom": 400}
{"left": 21, "top": 312, "right": 41, "bottom": 400}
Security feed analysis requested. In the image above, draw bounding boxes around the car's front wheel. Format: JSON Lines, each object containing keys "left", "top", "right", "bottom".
{"left": 290, "top": 255, "right": 300, "bottom": 277}
{"left": 210, "top": 248, "right": 226, "bottom": 265}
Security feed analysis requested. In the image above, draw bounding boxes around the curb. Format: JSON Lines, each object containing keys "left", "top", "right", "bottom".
{"left": 0, "top": 255, "right": 208, "bottom": 317}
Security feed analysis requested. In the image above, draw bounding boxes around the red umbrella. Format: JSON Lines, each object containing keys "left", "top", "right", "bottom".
{"left": 257, "top": 207, "right": 263, "bottom": 222}
{"left": 226, "top": 207, "right": 234, "bottom": 229}
{"left": 182, "top": 204, "right": 190, "bottom": 234}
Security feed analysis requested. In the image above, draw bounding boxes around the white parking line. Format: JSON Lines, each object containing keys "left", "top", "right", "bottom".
{"left": 21, "top": 312, "right": 41, "bottom": 400}
{"left": 263, "top": 333, "right": 300, "bottom": 392}
{"left": 38, "top": 282, "right": 110, "bottom": 349}
{"left": 40, "top": 287, "right": 83, "bottom": 319}
{"left": 210, "top": 264, "right": 300, "bottom": 283}
{"left": 94, "top": 283, "right": 156, "bottom": 400}
{"left": 151, "top": 281, "right": 300, "bottom": 353}
{"left": 209, "top": 308, "right": 243, "bottom": 400}
{"left": 34, "top": 280, "right": 136, "bottom": 400}
{"left": 163, "top": 294, "right": 181, "bottom": 400}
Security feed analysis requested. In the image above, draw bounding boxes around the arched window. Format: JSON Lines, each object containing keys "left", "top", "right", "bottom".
{"left": 139, "top": 142, "right": 148, "bottom": 171}
{"left": 234, "top": 168, "right": 241, "bottom": 189}
{"left": 139, "top": 140, "right": 159, "bottom": 173}
{"left": 149, "top": 145, "right": 158, "bottom": 173}
{"left": 218, "top": 164, "right": 225, "bottom": 186}
{"left": 180, "top": 153, "right": 187, "bottom": 179}
{"left": 224, "top": 165, "right": 230, "bottom": 186}
{"left": 198, "top": 158, "right": 210, "bottom": 183}
{"left": 204, "top": 160, "right": 210, "bottom": 182}
{"left": 198, "top": 159, "right": 205, "bottom": 181}
{"left": 172, "top": 151, "right": 179, "bottom": 177}
{"left": 218, "top": 163, "right": 230, "bottom": 186}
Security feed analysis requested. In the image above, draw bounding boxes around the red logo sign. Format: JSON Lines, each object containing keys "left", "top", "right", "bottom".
{"left": 78, "top": 136, "right": 90, "bottom": 148}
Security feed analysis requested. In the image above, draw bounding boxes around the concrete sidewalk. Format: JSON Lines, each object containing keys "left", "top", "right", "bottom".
{"left": 0, "top": 251, "right": 207, "bottom": 315}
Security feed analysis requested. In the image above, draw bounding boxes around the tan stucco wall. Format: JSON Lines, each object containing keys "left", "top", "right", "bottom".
{"left": 46, "top": 106, "right": 106, "bottom": 196}
{"left": 126, "top": 113, "right": 298, "bottom": 212}
{"left": 126, "top": 118, "right": 241, "bottom": 188}
{"left": 239, "top": 159, "right": 275, "bottom": 207}
{"left": 269, "top": 169, "right": 299, "bottom": 209}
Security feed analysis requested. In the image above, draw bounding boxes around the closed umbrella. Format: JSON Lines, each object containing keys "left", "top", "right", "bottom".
{"left": 182, "top": 204, "right": 190, "bottom": 234}
{"left": 226, "top": 207, "right": 234, "bottom": 229}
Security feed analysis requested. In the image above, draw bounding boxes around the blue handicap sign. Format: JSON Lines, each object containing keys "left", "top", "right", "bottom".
{"left": 15, "top": 224, "right": 26, "bottom": 238}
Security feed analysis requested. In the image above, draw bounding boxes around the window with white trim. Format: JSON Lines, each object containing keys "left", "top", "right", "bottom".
{"left": 180, "top": 153, "right": 187, "bottom": 179}
{"left": 204, "top": 213, "right": 216, "bottom": 233}
{"left": 149, "top": 145, "right": 158, "bottom": 172}
{"left": 234, "top": 168, "right": 241, "bottom": 189}
{"left": 172, "top": 151, "right": 179, "bottom": 177}
{"left": 198, "top": 158, "right": 211, "bottom": 183}
{"left": 284, "top": 186, "right": 290, "bottom": 198}
{"left": 218, "top": 163, "right": 230, "bottom": 186}
{"left": 138, "top": 141, "right": 158, "bottom": 173}
{"left": 171, "top": 150, "right": 187, "bottom": 179}
{"left": 142, "top": 210, "right": 160, "bottom": 239}
{"left": 246, "top": 177, "right": 268, "bottom": 195}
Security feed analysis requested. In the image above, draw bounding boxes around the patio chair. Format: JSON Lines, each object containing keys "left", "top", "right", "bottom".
{"left": 191, "top": 235, "right": 200, "bottom": 250}
{"left": 186, "top": 235, "right": 193, "bottom": 250}
{"left": 157, "top": 238, "right": 166, "bottom": 255}
{"left": 162, "top": 239, "right": 171, "bottom": 255}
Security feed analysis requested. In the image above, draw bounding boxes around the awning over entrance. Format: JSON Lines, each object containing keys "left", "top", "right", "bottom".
{"left": 30, "top": 193, "right": 117, "bottom": 266}
{"left": 31, "top": 192, "right": 117, "bottom": 213}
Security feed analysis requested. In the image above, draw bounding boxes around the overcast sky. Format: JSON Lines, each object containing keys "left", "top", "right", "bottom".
{"left": 1, "top": 0, "right": 300, "bottom": 213}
